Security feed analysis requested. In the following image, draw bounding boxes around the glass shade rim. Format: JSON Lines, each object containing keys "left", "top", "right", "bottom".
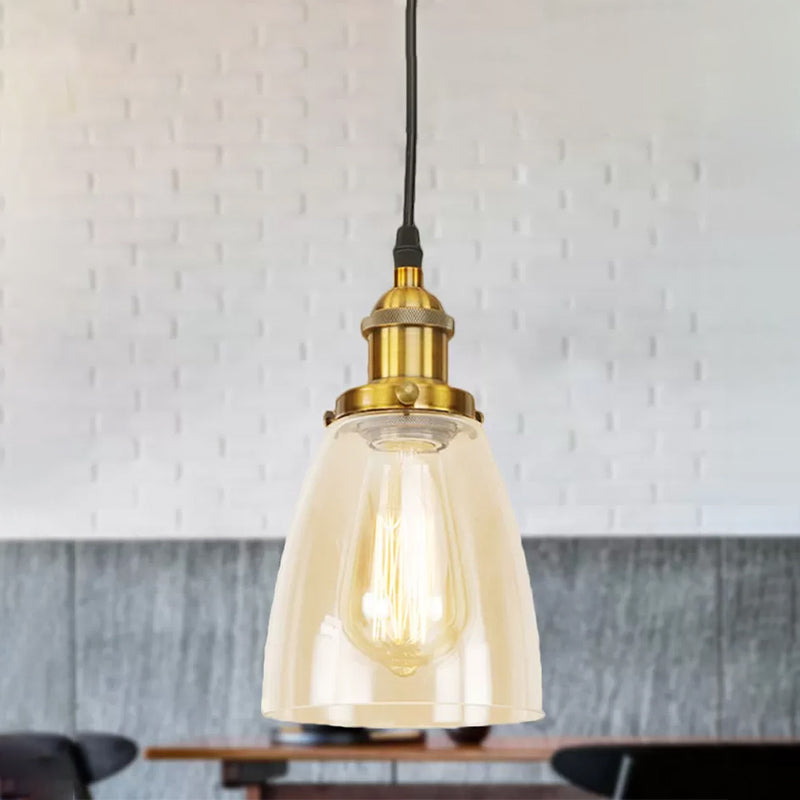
{"left": 262, "top": 702, "right": 546, "bottom": 728}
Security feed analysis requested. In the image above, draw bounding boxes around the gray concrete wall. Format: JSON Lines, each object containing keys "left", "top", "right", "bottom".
{"left": 1, "top": 540, "right": 798, "bottom": 798}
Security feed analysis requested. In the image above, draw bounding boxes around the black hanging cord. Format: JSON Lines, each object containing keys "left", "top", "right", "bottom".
{"left": 402, "top": 0, "right": 418, "bottom": 227}
{"left": 393, "top": 0, "right": 423, "bottom": 269}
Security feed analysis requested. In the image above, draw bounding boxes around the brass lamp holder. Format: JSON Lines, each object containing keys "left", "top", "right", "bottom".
{"left": 325, "top": 265, "right": 481, "bottom": 426}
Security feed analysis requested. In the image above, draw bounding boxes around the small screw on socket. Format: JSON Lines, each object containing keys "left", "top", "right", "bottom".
{"left": 323, "top": 410, "right": 335, "bottom": 427}
{"left": 395, "top": 381, "right": 419, "bottom": 406}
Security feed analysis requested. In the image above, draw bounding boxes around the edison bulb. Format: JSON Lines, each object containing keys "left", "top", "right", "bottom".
{"left": 340, "top": 415, "right": 467, "bottom": 676}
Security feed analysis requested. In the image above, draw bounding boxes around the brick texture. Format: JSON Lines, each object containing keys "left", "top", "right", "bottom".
{"left": 1, "top": 0, "right": 799, "bottom": 538}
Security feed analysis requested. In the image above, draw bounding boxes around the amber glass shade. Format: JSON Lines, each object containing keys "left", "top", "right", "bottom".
{"left": 262, "top": 411, "right": 543, "bottom": 728}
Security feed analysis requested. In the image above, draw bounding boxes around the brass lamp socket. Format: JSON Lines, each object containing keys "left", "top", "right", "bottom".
{"left": 327, "top": 266, "right": 482, "bottom": 424}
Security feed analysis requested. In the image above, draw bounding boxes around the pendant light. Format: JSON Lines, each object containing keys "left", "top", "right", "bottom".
{"left": 262, "top": 0, "right": 543, "bottom": 728}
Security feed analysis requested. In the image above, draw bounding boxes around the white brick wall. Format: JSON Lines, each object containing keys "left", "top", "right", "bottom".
{"left": 1, "top": 0, "right": 799, "bottom": 538}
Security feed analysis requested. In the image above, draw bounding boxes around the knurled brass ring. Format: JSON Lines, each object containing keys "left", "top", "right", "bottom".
{"left": 361, "top": 307, "right": 455, "bottom": 337}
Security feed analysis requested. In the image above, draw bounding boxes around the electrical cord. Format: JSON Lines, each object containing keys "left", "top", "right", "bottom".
{"left": 393, "top": 0, "right": 424, "bottom": 269}
{"left": 402, "top": 0, "right": 418, "bottom": 227}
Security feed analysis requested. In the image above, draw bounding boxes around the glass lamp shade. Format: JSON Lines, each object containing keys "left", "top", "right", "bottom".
{"left": 262, "top": 410, "right": 543, "bottom": 728}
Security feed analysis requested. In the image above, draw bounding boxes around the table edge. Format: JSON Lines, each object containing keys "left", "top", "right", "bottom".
{"left": 145, "top": 737, "right": 800, "bottom": 762}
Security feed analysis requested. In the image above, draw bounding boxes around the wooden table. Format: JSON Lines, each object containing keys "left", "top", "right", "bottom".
{"left": 146, "top": 736, "right": 617, "bottom": 798}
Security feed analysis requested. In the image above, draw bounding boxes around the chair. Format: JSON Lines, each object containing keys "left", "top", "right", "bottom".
{"left": 0, "top": 733, "right": 137, "bottom": 800}
{"left": 551, "top": 743, "right": 800, "bottom": 799}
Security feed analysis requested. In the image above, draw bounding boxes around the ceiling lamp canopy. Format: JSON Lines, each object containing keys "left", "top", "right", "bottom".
{"left": 262, "top": 0, "right": 543, "bottom": 729}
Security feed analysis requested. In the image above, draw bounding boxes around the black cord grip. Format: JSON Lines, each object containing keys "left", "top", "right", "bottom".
{"left": 393, "top": 224, "right": 423, "bottom": 268}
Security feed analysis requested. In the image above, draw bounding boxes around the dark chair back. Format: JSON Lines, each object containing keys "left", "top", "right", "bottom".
{"left": 0, "top": 733, "right": 137, "bottom": 800}
{"left": 74, "top": 734, "right": 138, "bottom": 783}
{"left": 551, "top": 743, "right": 800, "bottom": 799}
{"left": 0, "top": 736, "right": 80, "bottom": 800}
